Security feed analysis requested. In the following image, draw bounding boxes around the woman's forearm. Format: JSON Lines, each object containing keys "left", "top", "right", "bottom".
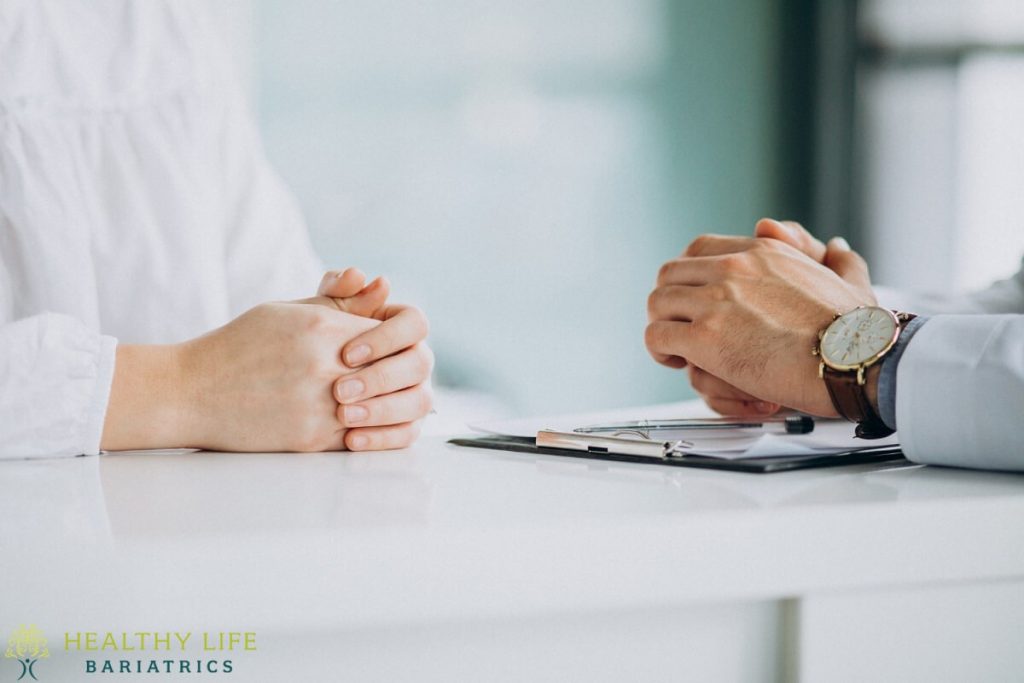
{"left": 100, "top": 344, "right": 192, "bottom": 451}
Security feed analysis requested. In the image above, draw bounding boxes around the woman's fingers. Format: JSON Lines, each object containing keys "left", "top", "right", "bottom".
{"left": 345, "top": 420, "right": 424, "bottom": 451}
{"left": 334, "top": 276, "right": 390, "bottom": 318}
{"left": 318, "top": 267, "right": 366, "bottom": 298}
{"left": 342, "top": 305, "right": 429, "bottom": 367}
{"left": 337, "top": 383, "right": 433, "bottom": 428}
{"left": 334, "top": 343, "right": 434, "bottom": 404}
{"left": 317, "top": 268, "right": 392, "bottom": 318}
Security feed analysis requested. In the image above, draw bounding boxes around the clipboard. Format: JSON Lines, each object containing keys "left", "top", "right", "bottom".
{"left": 448, "top": 432, "right": 907, "bottom": 474}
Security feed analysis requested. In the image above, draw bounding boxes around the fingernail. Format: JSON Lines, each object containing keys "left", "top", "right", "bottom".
{"left": 349, "top": 434, "right": 369, "bottom": 449}
{"left": 334, "top": 270, "right": 345, "bottom": 279}
{"left": 755, "top": 401, "right": 773, "bottom": 412}
{"left": 344, "top": 405, "right": 369, "bottom": 424}
{"left": 829, "top": 237, "right": 851, "bottom": 251}
{"left": 346, "top": 345, "right": 371, "bottom": 365}
{"left": 336, "top": 379, "right": 365, "bottom": 402}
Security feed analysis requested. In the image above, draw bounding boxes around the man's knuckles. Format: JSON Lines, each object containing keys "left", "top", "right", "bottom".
{"left": 644, "top": 320, "right": 680, "bottom": 353}
{"left": 683, "top": 234, "right": 716, "bottom": 257}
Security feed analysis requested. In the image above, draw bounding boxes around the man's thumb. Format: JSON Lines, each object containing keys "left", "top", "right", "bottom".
{"left": 824, "top": 237, "right": 871, "bottom": 289}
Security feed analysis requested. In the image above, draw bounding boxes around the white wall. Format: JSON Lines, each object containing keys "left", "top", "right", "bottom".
{"left": 859, "top": 0, "right": 1024, "bottom": 293}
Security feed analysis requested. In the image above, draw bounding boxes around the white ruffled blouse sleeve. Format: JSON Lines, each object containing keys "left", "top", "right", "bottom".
{"left": 0, "top": 2, "right": 326, "bottom": 459}
{"left": 220, "top": 102, "right": 324, "bottom": 315}
{"left": 0, "top": 313, "right": 116, "bottom": 459}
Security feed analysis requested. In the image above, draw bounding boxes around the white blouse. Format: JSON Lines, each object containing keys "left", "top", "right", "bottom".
{"left": 0, "top": 0, "right": 322, "bottom": 458}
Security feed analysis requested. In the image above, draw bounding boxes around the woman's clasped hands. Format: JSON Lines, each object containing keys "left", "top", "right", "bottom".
{"left": 101, "top": 268, "right": 433, "bottom": 453}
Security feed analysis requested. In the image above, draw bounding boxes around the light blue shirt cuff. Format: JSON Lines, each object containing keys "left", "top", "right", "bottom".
{"left": 878, "top": 316, "right": 928, "bottom": 430}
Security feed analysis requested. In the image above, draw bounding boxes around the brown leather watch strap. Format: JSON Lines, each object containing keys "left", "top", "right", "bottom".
{"left": 823, "top": 367, "right": 891, "bottom": 439}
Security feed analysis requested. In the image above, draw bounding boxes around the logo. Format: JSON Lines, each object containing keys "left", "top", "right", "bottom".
{"left": 4, "top": 625, "right": 49, "bottom": 681}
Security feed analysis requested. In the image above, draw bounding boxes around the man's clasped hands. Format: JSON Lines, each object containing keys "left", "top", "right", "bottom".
{"left": 645, "top": 217, "right": 880, "bottom": 420}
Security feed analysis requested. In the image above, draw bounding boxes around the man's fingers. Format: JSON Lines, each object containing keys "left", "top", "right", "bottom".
{"left": 688, "top": 366, "right": 781, "bottom": 416}
{"left": 753, "top": 218, "right": 873, "bottom": 294}
{"left": 644, "top": 320, "right": 699, "bottom": 366}
{"left": 683, "top": 234, "right": 760, "bottom": 258}
{"left": 337, "top": 384, "right": 433, "bottom": 428}
{"left": 342, "top": 305, "right": 429, "bottom": 367}
{"left": 688, "top": 366, "right": 756, "bottom": 401}
{"left": 647, "top": 284, "right": 709, "bottom": 322}
{"left": 345, "top": 420, "right": 424, "bottom": 451}
{"left": 651, "top": 352, "right": 688, "bottom": 369}
{"left": 318, "top": 267, "right": 366, "bottom": 298}
{"left": 704, "top": 396, "right": 781, "bottom": 417}
{"left": 754, "top": 218, "right": 827, "bottom": 263}
{"left": 825, "top": 238, "right": 874, "bottom": 293}
{"left": 334, "top": 343, "right": 434, "bottom": 404}
{"left": 656, "top": 256, "right": 735, "bottom": 287}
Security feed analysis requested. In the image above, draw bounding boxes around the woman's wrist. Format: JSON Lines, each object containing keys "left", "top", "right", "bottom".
{"left": 100, "top": 343, "right": 194, "bottom": 451}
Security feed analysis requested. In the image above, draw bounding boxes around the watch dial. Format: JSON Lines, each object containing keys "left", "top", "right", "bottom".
{"left": 821, "top": 307, "right": 898, "bottom": 367}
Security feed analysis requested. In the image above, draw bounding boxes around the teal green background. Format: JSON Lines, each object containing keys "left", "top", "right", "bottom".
{"left": 253, "top": 0, "right": 794, "bottom": 415}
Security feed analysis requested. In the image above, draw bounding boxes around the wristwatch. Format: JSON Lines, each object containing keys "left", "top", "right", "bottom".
{"left": 814, "top": 306, "right": 917, "bottom": 439}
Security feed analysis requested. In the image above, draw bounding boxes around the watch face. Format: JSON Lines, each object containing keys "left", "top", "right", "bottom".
{"left": 820, "top": 307, "right": 899, "bottom": 369}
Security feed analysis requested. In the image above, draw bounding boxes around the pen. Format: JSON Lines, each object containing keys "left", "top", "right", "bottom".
{"left": 573, "top": 415, "right": 815, "bottom": 435}
{"left": 537, "top": 430, "right": 690, "bottom": 460}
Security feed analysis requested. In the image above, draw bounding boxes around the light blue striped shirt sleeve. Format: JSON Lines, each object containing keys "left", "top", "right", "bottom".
{"left": 877, "top": 316, "right": 929, "bottom": 430}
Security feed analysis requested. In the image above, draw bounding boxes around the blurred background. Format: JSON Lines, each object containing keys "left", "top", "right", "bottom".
{"left": 236, "top": 0, "right": 1024, "bottom": 419}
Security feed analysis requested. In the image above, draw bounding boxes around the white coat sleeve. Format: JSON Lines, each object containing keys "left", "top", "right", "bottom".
{"left": 875, "top": 256, "right": 1024, "bottom": 315}
{"left": 896, "top": 314, "right": 1024, "bottom": 471}
{"left": 0, "top": 313, "right": 117, "bottom": 459}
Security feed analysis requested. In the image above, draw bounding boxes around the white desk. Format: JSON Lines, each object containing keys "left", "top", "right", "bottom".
{"left": 3, "top": 402, "right": 1024, "bottom": 682}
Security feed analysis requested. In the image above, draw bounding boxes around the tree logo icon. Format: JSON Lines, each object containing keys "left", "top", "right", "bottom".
{"left": 4, "top": 625, "right": 49, "bottom": 681}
